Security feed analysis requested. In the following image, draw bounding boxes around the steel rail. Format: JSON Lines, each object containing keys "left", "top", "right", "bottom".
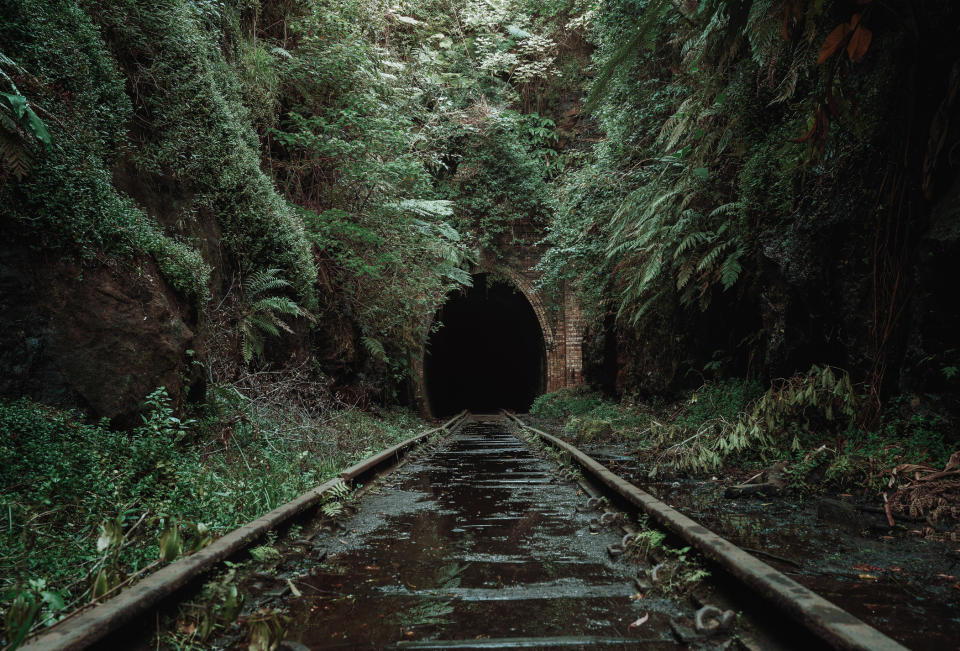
{"left": 504, "top": 411, "right": 908, "bottom": 651}
{"left": 24, "top": 411, "right": 467, "bottom": 651}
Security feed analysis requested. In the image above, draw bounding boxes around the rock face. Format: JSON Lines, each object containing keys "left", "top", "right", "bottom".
{"left": 0, "top": 237, "right": 195, "bottom": 426}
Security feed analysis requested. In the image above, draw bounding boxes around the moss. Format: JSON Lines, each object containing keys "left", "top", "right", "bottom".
{"left": 1, "top": 0, "right": 318, "bottom": 306}
{"left": 91, "top": 0, "right": 316, "bottom": 305}
{"left": 0, "top": 0, "right": 210, "bottom": 302}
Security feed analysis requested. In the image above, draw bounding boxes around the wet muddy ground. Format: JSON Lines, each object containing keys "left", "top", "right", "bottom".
{"left": 186, "top": 418, "right": 770, "bottom": 649}
{"left": 577, "top": 443, "right": 960, "bottom": 651}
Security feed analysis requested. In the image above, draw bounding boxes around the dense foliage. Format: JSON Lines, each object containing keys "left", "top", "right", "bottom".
{"left": 0, "top": 0, "right": 597, "bottom": 391}
{"left": 0, "top": 390, "right": 427, "bottom": 641}
{"left": 2, "top": 0, "right": 959, "bottom": 642}
{"left": 539, "top": 0, "right": 960, "bottom": 421}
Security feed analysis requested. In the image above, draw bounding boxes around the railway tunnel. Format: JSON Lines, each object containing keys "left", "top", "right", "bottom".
{"left": 425, "top": 273, "right": 546, "bottom": 416}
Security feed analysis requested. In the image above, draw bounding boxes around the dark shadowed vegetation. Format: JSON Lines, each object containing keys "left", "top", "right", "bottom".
{"left": 2, "top": 0, "right": 959, "bottom": 645}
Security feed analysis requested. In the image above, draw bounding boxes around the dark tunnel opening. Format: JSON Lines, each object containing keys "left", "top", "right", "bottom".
{"left": 425, "top": 274, "right": 546, "bottom": 417}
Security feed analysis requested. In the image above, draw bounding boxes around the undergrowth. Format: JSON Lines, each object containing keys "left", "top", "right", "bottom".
{"left": 0, "top": 391, "right": 427, "bottom": 646}
{"left": 531, "top": 385, "right": 655, "bottom": 445}
{"left": 538, "top": 369, "right": 954, "bottom": 495}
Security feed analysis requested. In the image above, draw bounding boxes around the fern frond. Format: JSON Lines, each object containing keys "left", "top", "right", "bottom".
{"left": 362, "top": 336, "right": 387, "bottom": 362}
{"left": 246, "top": 268, "right": 291, "bottom": 298}
{"left": 327, "top": 481, "right": 350, "bottom": 500}
{"left": 674, "top": 230, "right": 709, "bottom": 260}
{"left": 676, "top": 260, "right": 695, "bottom": 290}
{"left": 584, "top": 0, "right": 671, "bottom": 113}
{"left": 442, "top": 266, "right": 473, "bottom": 286}
{"left": 0, "top": 127, "right": 31, "bottom": 180}
{"left": 708, "top": 201, "right": 742, "bottom": 218}
{"left": 696, "top": 241, "right": 732, "bottom": 273}
{"left": 719, "top": 249, "right": 743, "bottom": 290}
{"left": 240, "top": 322, "right": 261, "bottom": 363}
{"left": 659, "top": 97, "right": 696, "bottom": 152}
{"left": 271, "top": 315, "right": 295, "bottom": 334}
{"left": 321, "top": 502, "right": 344, "bottom": 517}
{"left": 246, "top": 313, "right": 281, "bottom": 338}
{"left": 251, "top": 295, "right": 301, "bottom": 317}
{"left": 745, "top": 0, "right": 783, "bottom": 70}
{"left": 395, "top": 199, "right": 455, "bottom": 218}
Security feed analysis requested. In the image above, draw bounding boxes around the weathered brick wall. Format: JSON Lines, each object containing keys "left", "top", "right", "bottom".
{"left": 415, "top": 242, "right": 584, "bottom": 414}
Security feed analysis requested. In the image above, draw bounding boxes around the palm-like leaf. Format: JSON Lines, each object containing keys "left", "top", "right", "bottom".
{"left": 238, "top": 269, "right": 303, "bottom": 363}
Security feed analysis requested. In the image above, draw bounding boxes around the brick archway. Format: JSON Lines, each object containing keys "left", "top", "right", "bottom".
{"left": 484, "top": 265, "right": 556, "bottom": 351}
{"left": 414, "top": 244, "right": 584, "bottom": 415}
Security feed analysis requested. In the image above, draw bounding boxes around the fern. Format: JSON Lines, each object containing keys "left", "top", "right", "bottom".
{"left": 409, "top": 218, "right": 476, "bottom": 289}
{"left": 709, "top": 201, "right": 742, "bottom": 218}
{"left": 719, "top": 249, "right": 743, "bottom": 290}
{"left": 745, "top": 0, "right": 783, "bottom": 70}
{"left": 238, "top": 269, "right": 304, "bottom": 363}
{"left": 606, "top": 169, "right": 745, "bottom": 323}
{"left": 320, "top": 481, "right": 351, "bottom": 518}
{"left": 674, "top": 229, "right": 710, "bottom": 260}
{"left": 394, "top": 199, "right": 455, "bottom": 219}
{"left": 362, "top": 336, "right": 387, "bottom": 362}
{"left": 321, "top": 502, "right": 344, "bottom": 517}
{"left": 0, "top": 127, "right": 31, "bottom": 180}
{"left": 246, "top": 268, "right": 292, "bottom": 297}
{"left": 584, "top": 0, "right": 671, "bottom": 113}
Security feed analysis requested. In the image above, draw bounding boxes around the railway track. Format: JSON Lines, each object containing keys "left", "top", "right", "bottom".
{"left": 25, "top": 413, "right": 908, "bottom": 650}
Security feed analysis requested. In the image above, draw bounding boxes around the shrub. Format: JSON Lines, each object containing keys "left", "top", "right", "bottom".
{"left": 530, "top": 386, "right": 605, "bottom": 419}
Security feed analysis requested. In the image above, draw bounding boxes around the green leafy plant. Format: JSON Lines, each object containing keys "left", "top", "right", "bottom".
{"left": 168, "top": 569, "right": 245, "bottom": 646}
{"left": 530, "top": 387, "right": 605, "bottom": 419}
{"left": 2, "top": 579, "right": 66, "bottom": 649}
{"left": 320, "top": 480, "right": 352, "bottom": 518}
{"left": 238, "top": 269, "right": 305, "bottom": 363}
{"left": 650, "top": 367, "right": 858, "bottom": 475}
{"left": 0, "top": 54, "right": 51, "bottom": 181}
{"left": 247, "top": 607, "right": 289, "bottom": 651}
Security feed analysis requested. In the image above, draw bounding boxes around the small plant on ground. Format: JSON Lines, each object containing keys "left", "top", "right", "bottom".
{"left": 320, "top": 481, "right": 352, "bottom": 518}
{"left": 626, "top": 521, "right": 710, "bottom": 594}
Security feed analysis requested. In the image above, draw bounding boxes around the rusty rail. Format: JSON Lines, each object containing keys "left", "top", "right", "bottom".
{"left": 24, "top": 411, "right": 467, "bottom": 651}
{"left": 504, "top": 411, "right": 907, "bottom": 651}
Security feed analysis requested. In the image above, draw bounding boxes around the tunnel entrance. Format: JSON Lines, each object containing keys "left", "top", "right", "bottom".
{"left": 425, "top": 274, "right": 546, "bottom": 417}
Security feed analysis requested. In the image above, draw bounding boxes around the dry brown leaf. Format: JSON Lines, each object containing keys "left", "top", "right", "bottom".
{"left": 818, "top": 23, "right": 851, "bottom": 64}
{"left": 945, "top": 451, "right": 960, "bottom": 471}
{"left": 847, "top": 24, "right": 872, "bottom": 62}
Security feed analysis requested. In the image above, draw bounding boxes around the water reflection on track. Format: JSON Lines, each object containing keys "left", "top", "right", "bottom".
{"left": 278, "top": 418, "right": 684, "bottom": 649}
